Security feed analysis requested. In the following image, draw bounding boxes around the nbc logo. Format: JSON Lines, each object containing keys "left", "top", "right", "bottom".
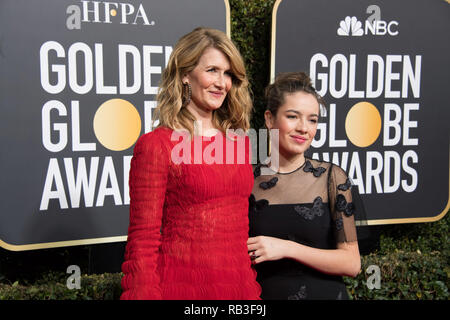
{"left": 337, "top": 5, "right": 399, "bottom": 37}
{"left": 337, "top": 16, "right": 364, "bottom": 36}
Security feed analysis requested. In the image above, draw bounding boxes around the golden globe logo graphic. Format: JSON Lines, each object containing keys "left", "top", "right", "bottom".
{"left": 93, "top": 99, "right": 141, "bottom": 151}
{"left": 345, "top": 102, "right": 382, "bottom": 148}
{"left": 38, "top": 39, "right": 173, "bottom": 211}
{"left": 66, "top": 0, "right": 155, "bottom": 30}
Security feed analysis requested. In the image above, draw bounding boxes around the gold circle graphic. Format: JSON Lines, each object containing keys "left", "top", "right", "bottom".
{"left": 345, "top": 102, "right": 382, "bottom": 148}
{"left": 110, "top": 9, "right": 117, "bottom": 17}
{"left": 93, "top": 99, "right": 141, "bottom": 151}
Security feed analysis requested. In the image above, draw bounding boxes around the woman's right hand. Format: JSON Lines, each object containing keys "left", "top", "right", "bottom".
{"left": 247, "top": 236, "right": 292, "bottom": 264}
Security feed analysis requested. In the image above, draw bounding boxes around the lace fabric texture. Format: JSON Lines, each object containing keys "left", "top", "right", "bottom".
{"left": 252, "top": 159, "right": 360, "bottom": 244}
{"left": 249, "top": 158, "right": 365, "bottom": 300}
{"left": 121, "top": 127, "right": 261, "bottom": 300}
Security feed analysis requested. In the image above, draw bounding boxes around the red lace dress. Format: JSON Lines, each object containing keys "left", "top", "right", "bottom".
{"left": 120, "top": 127, "right": 261, "bottom": 300}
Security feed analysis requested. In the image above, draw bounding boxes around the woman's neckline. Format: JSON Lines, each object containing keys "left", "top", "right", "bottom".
{"left": 265, "top": 159, "right": 308, "bottom": 175}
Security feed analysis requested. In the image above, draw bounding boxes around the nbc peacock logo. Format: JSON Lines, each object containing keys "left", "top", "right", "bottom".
{"left": 337, "top": 16, "right": 364, "bottom": 36}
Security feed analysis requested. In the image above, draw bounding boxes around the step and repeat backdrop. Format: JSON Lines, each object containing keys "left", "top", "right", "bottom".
{"left": 1, "top": 0, "right": 448, "bottom": 250}
{"left": 272, "top": 0, "right": 449, "bottom": 225}
{"left": 0, "top": 0, "right": 229, "bottom": 250}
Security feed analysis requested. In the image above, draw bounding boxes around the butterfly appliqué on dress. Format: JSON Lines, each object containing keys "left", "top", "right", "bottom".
{"left": 303, "top": 160, "right": 326, "bottom": 177}
{"left": 259, "top": 177, "right": 278, "bottom": 190}
{"left": 294, "top": 196, "right": 324, "bottom": 220}
{"left": 335, "top": 217, "right": 344, "bottom": 230}
{"left": 337, "top": 178, "right": 352, "bottom": 191}
{"left": 335, "top": 194, "right": 355, "bottom": 217}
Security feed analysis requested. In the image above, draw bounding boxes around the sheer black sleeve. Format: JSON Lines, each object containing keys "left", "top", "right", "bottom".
{"left": 328, "top": 164, "right": 358, "bottom": 243}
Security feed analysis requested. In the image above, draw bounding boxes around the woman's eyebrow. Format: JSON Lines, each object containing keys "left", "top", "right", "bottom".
{"left": 285, "top": 109, "right": 319, "bottom": 117}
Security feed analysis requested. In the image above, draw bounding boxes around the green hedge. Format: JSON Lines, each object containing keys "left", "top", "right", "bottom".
{"left": 344, "top": 211, "right": 449, "bottom": 300}
{"left": 0, "top": 272, "right": 122, "bottom": 300}
{"left": 345, "top": 250, "right": 448, "bottom": 300}
{"left": 0, "top": 250, "right": 447, "bottom": 300}
{"left": 230, "top": 0, "right": 276, "bottom": 130}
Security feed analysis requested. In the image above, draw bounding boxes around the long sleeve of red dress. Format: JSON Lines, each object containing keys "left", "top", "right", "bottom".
{"left": 120, "top": 130, "right": 169, "bottom": 299}
{"left": 121, "top": 127, "right": 261, "bottom": 300}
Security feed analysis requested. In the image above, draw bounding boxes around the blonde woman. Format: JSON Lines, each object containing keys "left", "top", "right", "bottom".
{"left": 120, "top": 27, "right": 261, "bottom": 300}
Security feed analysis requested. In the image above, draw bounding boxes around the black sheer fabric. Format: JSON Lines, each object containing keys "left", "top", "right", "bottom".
{"left": 249, "top": 158, "right": 366, "bottom": 300}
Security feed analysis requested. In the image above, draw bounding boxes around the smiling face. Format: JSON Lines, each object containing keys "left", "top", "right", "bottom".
{"left": 182, "top": 47, "right": 233, "bottom": 116}
{"left": 265, "top": 91, "right": 320, "bottom": 160}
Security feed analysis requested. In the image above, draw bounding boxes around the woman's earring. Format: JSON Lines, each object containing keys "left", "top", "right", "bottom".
{"left": 266, "top": 126, "right": 272, "bottom": 157}
{"left": 182, "top": 82, "right": 191, "bottom": 107}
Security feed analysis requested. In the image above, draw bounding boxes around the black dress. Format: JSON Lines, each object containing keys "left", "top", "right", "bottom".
{"left": 249, "top": 158, "right": 359, "bottom": 300}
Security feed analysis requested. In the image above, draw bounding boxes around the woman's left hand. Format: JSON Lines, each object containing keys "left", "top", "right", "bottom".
{"left": 247, "top": 236, "right": 291, "bottom": 264}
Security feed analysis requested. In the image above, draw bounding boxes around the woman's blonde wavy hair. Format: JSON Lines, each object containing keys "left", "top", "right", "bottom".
{"left": 155, "top": 27, "right": 252, "bottom": 136}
